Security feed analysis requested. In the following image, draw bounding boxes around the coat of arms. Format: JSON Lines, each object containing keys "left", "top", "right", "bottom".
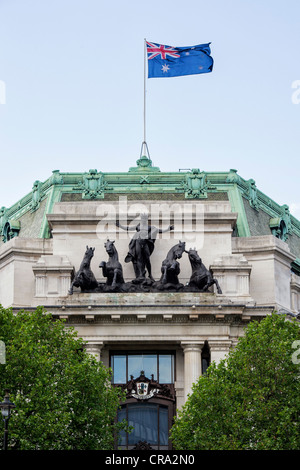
{"left": 123, "top": 371, "right": 175, "bottom": 402}
{"left": 137, "top": 381, "right": 149, "bottom": 397}
{"left": 126, "top": 371, "right": 158, "bottom": 400}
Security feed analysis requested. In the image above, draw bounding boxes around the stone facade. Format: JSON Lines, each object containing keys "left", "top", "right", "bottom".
{"left": 0, "top": 165, "right": 299, "bottom": 449}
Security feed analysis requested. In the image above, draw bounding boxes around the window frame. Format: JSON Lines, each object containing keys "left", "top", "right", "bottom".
{"left": 110, "top": 350, "right": 176, "bottom": 385}
{"left": 117, "top": 398, "right": 174, "bottom": 450}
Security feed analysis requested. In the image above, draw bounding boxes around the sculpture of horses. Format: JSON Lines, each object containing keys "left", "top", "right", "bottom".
{"left": 68, "top": 246, "right": 98, "bottom": 294}
{"left": 186, "top": 248, "right": 222, "bottom": 294}
{"left": 160, "top": 241, "right": 186, "bottom": 285}
{"left": 99, "top": 239, "right": 124, "bottom": 288}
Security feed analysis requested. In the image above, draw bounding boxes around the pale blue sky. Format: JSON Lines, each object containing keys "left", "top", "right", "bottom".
{"left": 0, "top": 0, "right": 299, "bottom": 218}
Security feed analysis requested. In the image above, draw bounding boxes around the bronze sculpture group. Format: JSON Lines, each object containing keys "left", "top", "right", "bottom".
{"left": 68, "top": 217, "right": 222, "bottom": 295}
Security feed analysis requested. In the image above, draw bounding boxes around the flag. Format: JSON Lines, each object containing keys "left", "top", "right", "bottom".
{"left": 146, "top": 41, "right": 213, "bottom": 78}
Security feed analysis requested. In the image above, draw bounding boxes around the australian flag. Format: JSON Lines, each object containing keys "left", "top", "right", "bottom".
{"left": 146, "top": 41, "right": 213, "bottom": 78}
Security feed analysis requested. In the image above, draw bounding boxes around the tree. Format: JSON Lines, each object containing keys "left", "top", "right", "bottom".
{"left": 171, "top": 313, "right": 300, "bottom": 450}
{"left": 0, "top": 306, "right": 126, "bottom": 450}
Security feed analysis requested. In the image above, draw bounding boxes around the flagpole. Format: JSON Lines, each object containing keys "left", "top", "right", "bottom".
{"left": 144, "top": 38, "right": 146, "bottom": 146}
{"left": 141, "top": 38, "right": 150, "bottom": 159}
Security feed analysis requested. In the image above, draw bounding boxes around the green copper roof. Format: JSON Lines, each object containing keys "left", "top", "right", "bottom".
{"left": 0, "top": 160, "right": 299, "bottom": 258}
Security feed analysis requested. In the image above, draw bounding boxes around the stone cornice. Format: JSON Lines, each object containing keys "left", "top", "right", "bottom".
{"left": 232, "top": 235, "right": 296, "bottom": 264}
{"left": 14, "top": 297, "right": 274, "bottom": 323}
{"left": 0, "top": 238, "right": 53, "bottom": 267}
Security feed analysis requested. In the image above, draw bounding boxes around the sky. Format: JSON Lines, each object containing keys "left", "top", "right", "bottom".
{"left": 0, "top": 0, "right": 299, "bottom": 218}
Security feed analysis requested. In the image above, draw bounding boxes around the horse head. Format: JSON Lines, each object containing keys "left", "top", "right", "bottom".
{"left": 104, "top": 239, "right": 116, "bottom": 256}
{"left": 173, "top": 241, "right": 186, "bottom": 260}
{"left": 187, "top": 248, "right": 202, "bottom": 264}
{"left": 85, "top": 246, "right": 95, "bottom": 258}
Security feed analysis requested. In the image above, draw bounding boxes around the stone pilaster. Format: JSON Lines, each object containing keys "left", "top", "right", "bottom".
{"left": 85, "top": 341, "right": 104, "bottom": 362}
{"left": 209, "top": 340, "right": 232, "bottom": 365}
{"left": 181, "top": 342, "right": 204, "bottom": 401}
{"left": 291, "top": 273, "right": 300, "bottom": 313}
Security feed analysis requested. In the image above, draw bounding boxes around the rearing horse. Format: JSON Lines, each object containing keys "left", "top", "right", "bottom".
{"left": 99, "top": 239, "right": 124, "bottom": 288}
{"left": 187, "top": 248, "right": 222, "bottom": 294}
{"left": 68, "top": 246, "right": 98, "bottom": 294}
{"left": 160, "top": 241, "right": 186, "bottom": 285}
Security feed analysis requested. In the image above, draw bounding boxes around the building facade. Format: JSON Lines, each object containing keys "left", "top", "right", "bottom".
{"left": 1, "top": 157, "right": 300, "bottom": 449}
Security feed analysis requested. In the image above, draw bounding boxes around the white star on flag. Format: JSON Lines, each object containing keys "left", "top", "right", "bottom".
{"left": 161, "top": 64, "right": 170, "bottom": 73}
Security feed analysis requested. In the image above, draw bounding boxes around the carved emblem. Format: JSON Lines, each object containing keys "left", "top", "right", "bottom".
{"left": 126, "top": 372, "right": 158, "bottom": 400}
{"left": 74, "top": 169, "right": 109, "bottom": 199}
{"left": 124, "top": 371, "right": 175, "bottom": 401}
{"left": 178, "top": 169, "right": 215, "bottom": 199}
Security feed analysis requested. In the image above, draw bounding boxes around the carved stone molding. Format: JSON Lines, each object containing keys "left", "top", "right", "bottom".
{"left": 132, "top": 441, "right": 153, "bottom": 450}
{"left": 208, "top": 340, "right": 232, "bottom": 351}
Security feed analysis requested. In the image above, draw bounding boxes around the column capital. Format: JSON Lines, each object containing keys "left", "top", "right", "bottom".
{"left": 85, "top": 341, "right": 104, "bottom": 348}
{"left": 208, "top": 340, "right": 232, "bottom": 366}
{"left": 181, "top": 341, "right": 205, "bottom": 352}
{"left": 208, "top": 340, "right": 232, "bottom": 351}
{"left": 85, "top": 341, "right": 104, "bottom": 361}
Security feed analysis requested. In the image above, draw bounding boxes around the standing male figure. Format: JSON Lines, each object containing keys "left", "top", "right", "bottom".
{"left": 116, "top": 214, "right": 174, "bottom": 282}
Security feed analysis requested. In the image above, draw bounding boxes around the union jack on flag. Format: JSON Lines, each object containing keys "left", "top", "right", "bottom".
{"left": 146, "top": 41, "right": 180, "bottom": 60}
{"left": 146, "top": 41, "right": 213, "bottom": 78}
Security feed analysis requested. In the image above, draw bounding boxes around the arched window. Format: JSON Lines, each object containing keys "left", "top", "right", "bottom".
{"left": 117, "top": 402, "right": 169, "bottom": 450}
{"left": 269, "top": 217, "right": 288, "bottom": 241}
{"left": 111, "top": 351, "right": 176, "bottom": 450}
{"left": 2, "top": 220, "right": 20, "bottom": 243}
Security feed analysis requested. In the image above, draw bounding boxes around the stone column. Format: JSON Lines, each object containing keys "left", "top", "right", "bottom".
{"left": 291, "top": 273, "right": 300, "bottom": 313}
{"left": 209, "top": 340, "right": 232, "bottom": 365}
{"left": 85, "top": 342, "right": 103, "bottom": 362}
{"left": 181, "top": 342, "right": 204, "bottom": 401}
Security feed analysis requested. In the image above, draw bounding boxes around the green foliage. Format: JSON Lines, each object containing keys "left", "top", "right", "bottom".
{"left": 0, "top": 306, "right": 126, "bottom": 450}
{"left": 171, "top": 313, "right": 300, "bottom": 450}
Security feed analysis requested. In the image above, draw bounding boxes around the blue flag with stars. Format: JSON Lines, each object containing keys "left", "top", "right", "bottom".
{"left": 146, "top": 41, "right": 213, "bottom": 78}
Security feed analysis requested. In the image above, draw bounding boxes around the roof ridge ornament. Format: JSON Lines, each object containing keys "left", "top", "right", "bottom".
{"left": 129, "top": 151, "right": 161, "bottom": 173}
{"left": 247, "top": 179, "right": 260, "bottom": 211}
{"left": 30, "top": 180, "right": 42, "bottom": 212}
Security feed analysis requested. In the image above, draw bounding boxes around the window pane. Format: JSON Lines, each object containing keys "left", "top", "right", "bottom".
{"left": 142, "top": 354, "right": 157, "bottom": 380}
{"left": 202, "top": 357, "right": 210, "bottom": 375}
{"left": 128, "top": 355, "right": 143, "bottom": 380}
{"left": 159, "top": 355, "right": 174, "bottom": 383}
{"left": 128, "top": 404, "right": 158, "bottom": 445}
{"left": 112, "top": 355, "right": 126, "bottom": 384}
{"left": 117, "top": 407, "right": 127, "bottom": 446}
{"left": 159, "top": 407, "right": 169, "bottom": 446}
{"left": 128, "top": 354, "right": 157, "bottom": 380}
